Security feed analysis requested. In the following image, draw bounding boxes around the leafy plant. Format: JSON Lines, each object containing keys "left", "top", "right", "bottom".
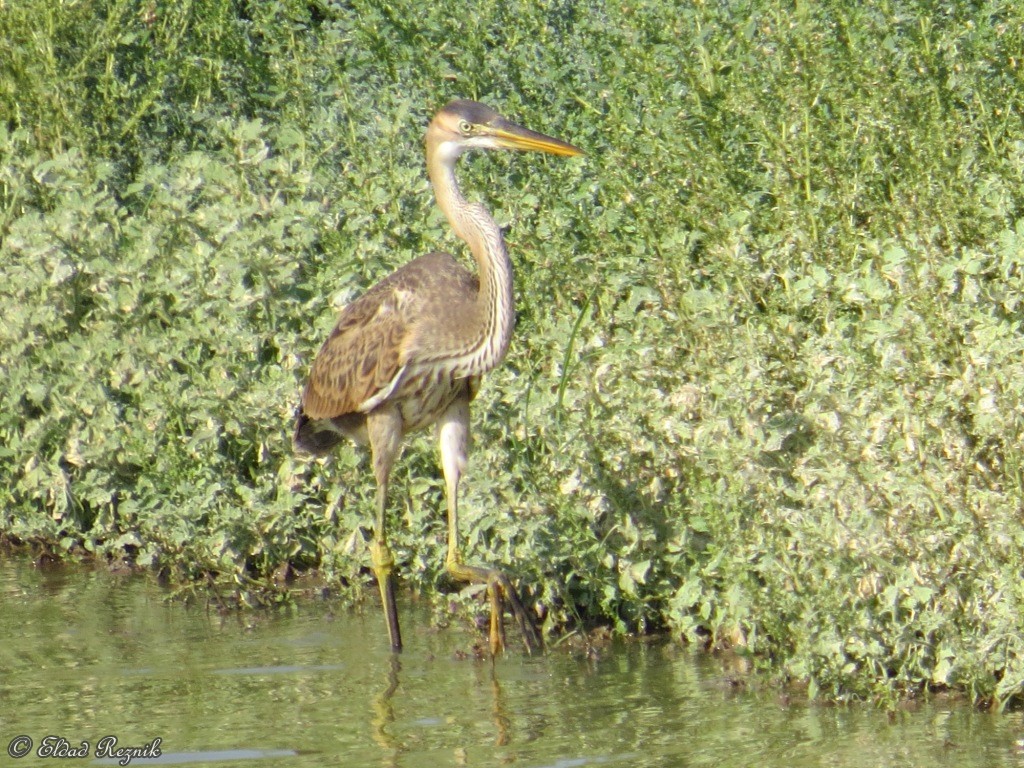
{"left": 2, "top": 0, "right": 1024, "bottom": 708}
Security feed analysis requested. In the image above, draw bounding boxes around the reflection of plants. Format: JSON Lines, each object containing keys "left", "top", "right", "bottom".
{"left": 3, "top": 0, "right": 1024, "bottom": 708}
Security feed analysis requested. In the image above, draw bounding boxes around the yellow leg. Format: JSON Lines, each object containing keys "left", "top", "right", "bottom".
{"left": 368, "top": 409, "right": 404, "bottom": 652}
{"left": 438, "top": 399, "right": 541, "bottom": 654}
{"left": 371, "top": 534, "right": 401, "bottom": 652}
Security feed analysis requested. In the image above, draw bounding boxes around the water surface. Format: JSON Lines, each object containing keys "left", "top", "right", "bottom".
{"left": 1, "top": 558, "right": 1021, "bottom": 767}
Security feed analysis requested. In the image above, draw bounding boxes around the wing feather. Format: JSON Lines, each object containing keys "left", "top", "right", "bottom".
{"left": 299, "top": 252, "right": 473, "bottom": 421}
{"left": 299, "top": 251, "right": 475, "bottom": 421}
{"left": 301, "top": 286, "right": 409, "bottom": 420}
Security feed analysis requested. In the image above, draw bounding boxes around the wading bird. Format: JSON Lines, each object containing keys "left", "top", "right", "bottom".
{"left": 293, "top": 100, "right": 582, "bottom": 654}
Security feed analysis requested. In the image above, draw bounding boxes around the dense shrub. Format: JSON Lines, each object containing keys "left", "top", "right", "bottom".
{"left": 2, "top": 0, "right": 1023, "bottom": 707}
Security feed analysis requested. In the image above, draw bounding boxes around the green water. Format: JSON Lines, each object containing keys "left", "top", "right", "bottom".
{"left": 1, "top": 558, "right": 1021, "bottom": 767}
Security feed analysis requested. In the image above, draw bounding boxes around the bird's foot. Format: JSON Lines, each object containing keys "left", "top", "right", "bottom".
{"left": 371, "top": 539, "right": 402, "bottom": 651}
{"left": 447, "top": 560, "right": 542, "bottom": 655}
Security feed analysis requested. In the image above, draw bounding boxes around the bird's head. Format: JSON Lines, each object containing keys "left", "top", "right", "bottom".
{"left": 427, "top": 100, "right": 583, "bottom": 164}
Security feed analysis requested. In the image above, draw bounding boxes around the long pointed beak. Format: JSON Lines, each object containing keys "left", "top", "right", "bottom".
{"left": 489, "top": 118, "right": 584, "bottom": 157}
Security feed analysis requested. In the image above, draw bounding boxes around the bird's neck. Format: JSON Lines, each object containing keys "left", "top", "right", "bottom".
{"left": 429, "top": 158, "right": 514, "bottom": 374}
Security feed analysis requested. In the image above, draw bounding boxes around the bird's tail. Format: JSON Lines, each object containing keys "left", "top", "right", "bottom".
{"left": 292, "top": 407, "right": 344, "bottom": 455}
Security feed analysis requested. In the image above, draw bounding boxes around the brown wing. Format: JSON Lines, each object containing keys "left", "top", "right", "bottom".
{"left": 299, "top": 251, "right": 476, "bottom": 419}
{"left": 299, "top": 250, "right": 481, "bottom": 428}
{"left": 301, "top": 283, "right": 410, "bottom": 420}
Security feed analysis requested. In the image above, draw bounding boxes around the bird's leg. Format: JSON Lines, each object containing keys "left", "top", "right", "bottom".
{"left": 368, "top": 408, "right": 404, "bottom": 652}
{"left": 437, "top": 399, "right": 541, "bottom": 655}
{"left": 370, "top": 480, "right": 401, "bottom": 652}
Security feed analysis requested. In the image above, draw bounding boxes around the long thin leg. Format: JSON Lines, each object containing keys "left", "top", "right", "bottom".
{"left": 367, "top": 407, "right": 404, "bottom": 652}
{"left": 437, "top": 398, "right": 541, "bottom": 654}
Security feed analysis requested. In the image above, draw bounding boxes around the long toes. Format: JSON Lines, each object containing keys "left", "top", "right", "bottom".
{"left": 490, "top": 587, "right": 507, "bottom": 656}
{"left": 492, "top": 574, "right": 542, "bottom": 654}
{"left": 509, "top": 598, "right": 542, "bottom": 653}
{"left": 449, "top": 563, "right": 540, "bottom": 654}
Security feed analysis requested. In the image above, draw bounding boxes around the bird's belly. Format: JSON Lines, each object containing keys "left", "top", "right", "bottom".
{"left": 392, "top": 365, "right": 473, "bottom": 432}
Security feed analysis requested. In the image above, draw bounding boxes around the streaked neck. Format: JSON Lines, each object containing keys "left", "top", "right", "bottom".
{"left": 428, "top": 151, "right": 514, "bottom": 374}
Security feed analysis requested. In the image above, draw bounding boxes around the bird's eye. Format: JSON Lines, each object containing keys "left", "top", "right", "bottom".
{"left": 458, "top": 120, "right": 473, "bottom": 136}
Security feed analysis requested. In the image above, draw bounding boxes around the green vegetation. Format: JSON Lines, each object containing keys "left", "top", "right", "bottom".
{"left": 2, "top": 0, "right": 1023, "bottom": 708}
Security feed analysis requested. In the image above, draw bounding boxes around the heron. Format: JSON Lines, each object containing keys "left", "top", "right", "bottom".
{"left": 293, "top": 100, "right": 583, "bottom": 654}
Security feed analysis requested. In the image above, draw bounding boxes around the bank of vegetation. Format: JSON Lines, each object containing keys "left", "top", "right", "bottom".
{"left": 2, "top": 0, "right": 1023, "bottom": 708}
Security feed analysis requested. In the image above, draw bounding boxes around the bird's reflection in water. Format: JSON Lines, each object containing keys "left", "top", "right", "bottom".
{"left": 489, "top": 662, "right": 512, "bottom": 747}
{"left": 370, "top": 651, "right": 514, "bottom": 761}
{"left": 372, "top": 654, "right": 402, "bottom": 753}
